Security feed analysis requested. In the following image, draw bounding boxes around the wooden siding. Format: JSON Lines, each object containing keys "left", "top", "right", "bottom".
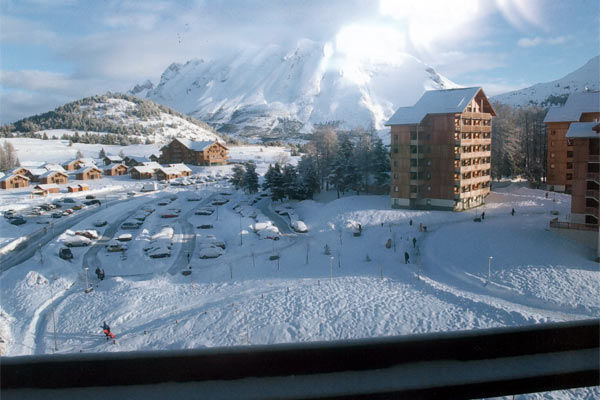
{"left": 160, "top": 140, "right": 229, "bottom": 166}
{"left": 0, "top": 175, "right": 30, "bottom": 189}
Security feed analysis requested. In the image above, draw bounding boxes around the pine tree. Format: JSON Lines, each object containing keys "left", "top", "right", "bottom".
{"left": 330, "top": 135, "right": 358, "bottom": 198}
{"left": 99, "top": 148, "right": 107, "bottom": 159}
{"left": 263, "top": 163, "right": 285, "bottom": 201}
{"left": 76, "top": 150, "right": 84, "bottom": 159}
{"left": 119, "top": 149, "right": 125, "bottom": 158}
{"left": 370, "top": 137, "right": 390, "bottom": 186}
{"left": 230, "top": 164, "right": 246, "bottom": 190}
{"left": 297, "top": 155, "right": 319, "bottom": 199}
{"left": 281, "top": 164, "right": 299, "bottom": 199}
{"left": 243, "top": 161, "right": 259, "bottom": 193}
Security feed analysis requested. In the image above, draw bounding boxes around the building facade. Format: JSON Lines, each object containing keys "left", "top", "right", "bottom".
{"left": 0, "top": 174, "right": 30, "bottom": 189}
{"left": 39, "top": 171, "right": 69, "bottom": 184}
{"left": 103, "top": 163, "right": 128, "bottom": 176}
{"left": 544, "top": 92, "right": 600, "bottom": 193}
{"left": 75, "top": 166, "right": 102, "bottom": 180}
{"left": 386, "top": 87, "right": 495, "bottom": 211}
{"left": 159, "top": 139, "right": 228, "bottom": 166}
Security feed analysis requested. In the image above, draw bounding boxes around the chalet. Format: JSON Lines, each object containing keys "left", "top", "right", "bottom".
{"left": 62, "top": 159, "right": 81, "bottom": 171}
{"left": 159, "top": 138, "right": 228, "bottom": 166}
{"left": 67, "top": 184, "right": 90, "bottom": 192}
{"left": 544, "top": 92, "right": 600, "bottom": 193}
{"left": 167, "top": 163, "right": 192, "bottom": 176}
{"left": 42, "top": 163, "right": 67, "bottom": 173}
{"left": 79, "top": 184, "right": 90, "bottom": 191}
{"left": 103, "top": 163, "right": 129, "bottom": 176}
{"left": 103, "top": 155, "right": 123, "bottom": 165}
{"left": 8, "top": 167, "right": 29, "bottom": 176}
{"left": 156, "top": 167, "right": 181, "bottom": 181}
{"left": 130, "top": 166, "right": 155, "bottom": 180}
{"left": 149, "top": 154, "right": 160, "bottom": 162}
{"left": 0, "top": 174, "right": 30, "bottom": 189}
{"left": 38, "top": 170, "right": 69, "bottom": 185}
{"left": 75, "top": 166, "right": 102, "bottom": 180}
{"left": 34, "top": 184, "right": 60, "bottom": 195}
{"left": 386, "top": 87, "right": 495, "bottom": 211}
{"left": 25, "top": 168, "right": 48, "bottom": 182}
{"left": 123, "top": 155, "right": 150, "bottom": 167}
{"left": 140, "top": 161, "right": 162, "bottom": 171}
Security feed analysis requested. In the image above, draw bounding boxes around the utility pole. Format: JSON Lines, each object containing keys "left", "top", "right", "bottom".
{"left": 239, "top": 214, "right": 243, "bottom": 246}
{"left": 487, "top": 256, "right": 493, "bottom": 284}
{"left": 329, "top": 256, "right": 334, "bottom": 283}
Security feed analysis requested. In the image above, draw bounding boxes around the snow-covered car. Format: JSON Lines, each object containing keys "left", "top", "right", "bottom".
{"left": 51, "top": 212, "right": 62, "bottom": 218}
{"left": 4, "top": 209, "right": 16, "bottom": 219}
{"left": 121, "top": 221, "right": 142, "bottom": 229}
{"left": 141, "top": 182, "right": 159, "bottom": 192}
{"left": 198, "top": 236, "right": 226, "bottom": 249}
{"left": 291, "top": 220, "right": 308, "bottom": 233}
{"left": 116, "top": 233, "right": 132, "bottom": 242}
{"left": 75, "top": 230, "right": 99, "bottom": 240}
{"left": 107, "top": 242, "right": 127, "bottom": 252}
{"left": 94, "top": 220, "right": 108, "bottom": 227}
{"left": 257, "top": 225, "right": 280, "bottom": 240}
{"left": 198, "top": 246, "right": 224, "bottom": 259}
{"left": 197, "top": 224, "right": 213, "bottom": 229}
{"left": 195, "top": 207, "right": 214, "bottom": 215}
{"left": 63, "top": 209, "right": 73, "bottom": 215}
{"left": 157, "top": 201, "right": 169, "bottom": 206}
{"left": 161, "top": 213, "right": 178, "bottom": 218}
{"left": 132, "top": 213, "right": 147, "bottom": 222}
{"left": 64, "top": 236, "right": 92, "bottom": 247}
{"left": 61, "top": 198, "right": 76, "bottom": 204}
{"left": 187, "top": 196, "right": 202, "bottom": 202}
{"left": 147, "top": 246, "right": 171, "bottom": 258}
{"left": 211, "top": 198, "right": 228, "bottom": 206}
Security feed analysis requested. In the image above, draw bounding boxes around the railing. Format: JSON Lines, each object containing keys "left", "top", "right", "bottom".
{"left": 584, "top": 207, "right": 599, "bottom": 216}
{"left": 585, "top": 190, "right": 599, "bottom": 200}
{"left": 549, "top": 218, "right": 598, "bottom": 231}
{"left": 455, "top": 187, "right": 490, "bottom": 199}
{"left": 462, "top": 111, "right": 493, "bottom": 120}
{"left": 588, "top": 155, "right": 599, "bottom": 162}
{"left": 2, "top": 320, "right": 597, "bottom": 399}
{"left": 586, "top": 173, "right": 599, "bottom": 182}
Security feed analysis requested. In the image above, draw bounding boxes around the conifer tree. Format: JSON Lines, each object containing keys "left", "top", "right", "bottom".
{"left": 243, "top": 161, "right": 259, "bottom": 193}
{"left": 230, "top": 164, "right": 246, "bottom": 190}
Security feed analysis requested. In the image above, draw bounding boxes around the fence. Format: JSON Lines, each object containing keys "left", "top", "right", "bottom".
{"left": 549, "top": 217, "right": 598, "bottom": 231}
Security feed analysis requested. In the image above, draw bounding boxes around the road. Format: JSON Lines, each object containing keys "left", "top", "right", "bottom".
{"left": 255, "top": 198, "right": 294, "bottom": 234}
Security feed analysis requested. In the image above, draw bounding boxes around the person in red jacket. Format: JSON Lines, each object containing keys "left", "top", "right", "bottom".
{"left": 102, "top": 321, "right": 115, "bottom": 339}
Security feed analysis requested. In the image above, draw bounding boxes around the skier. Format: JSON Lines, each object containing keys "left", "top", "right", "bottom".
{"left": 412, "top": 237, "right": 417, "bottom": 248}
{"left": 481, "top": 212, "right": 485, "bottom": 220}
{"left": 404, "top": 251, "right": 410, "bottom": 264}
{"left": 102, "top": 321, "right": 115, "bottom": 340}
{"left": 511, "top": 208, "right": 515, "bottom": 216}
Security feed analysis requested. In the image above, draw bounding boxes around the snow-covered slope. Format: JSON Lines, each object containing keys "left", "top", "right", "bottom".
{"left": 136, "top": 39, "right": 459, "bottom": 137}
{"left": 492, "top": 56, "right": 600, "bottom": 107}
{"left": 9, "top": 93, "right": 222, "bottom": 145}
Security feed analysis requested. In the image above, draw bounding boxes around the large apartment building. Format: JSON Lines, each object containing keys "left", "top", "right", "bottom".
{"left": 543, "top": 92, "right": 600, "bottom": 193}
{"left": 159, "top": 138, "right": 229, "bottom": 166}
{"left": 385, "top": 87, "right": 495, "bottom": 211}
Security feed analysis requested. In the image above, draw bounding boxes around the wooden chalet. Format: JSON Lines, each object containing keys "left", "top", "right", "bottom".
{"left": 8, "top": 167, "right": 29, "bottom": 176}
{"left": 34, "top": 184, "right": 60, "bottom": 195}
{"left": 0, "top": 174, "right": 30, "bottom": 189}
{"left": 103, "top": 155, "right": 123, "bottom": 165}
{"left": 67, "top": 184, "right": 90, "bottom": 193}
{"left": 167, "top": 163, "right": 192, "bottom": 176}
{"left": 130, "top": 166, "right": 155, "bottom": 180}
{"left": 25, "top": 168, "right": 48, "bottom": 182}
{"left": 156, "top": 167, "right": 181, "bottom": 181}
{"left": 103, "top": 163, "right": 128, "bottom": 176}
{"left": 149, "top": 154, "right": 160, "bottom": 162}
{"left": 63, "top": 159, "right": 83, "bottom": 171}
{"left": 75, "top": 166, "right": 102, "bottom": 180}
{"left": 123, "top": 155, "right": 150, "bottom": 167}
{"left": 38, "top": 170, "right": 69, "bottom": 184}
{"left": 159, "top": 138, "right": 228, "bottom": 166}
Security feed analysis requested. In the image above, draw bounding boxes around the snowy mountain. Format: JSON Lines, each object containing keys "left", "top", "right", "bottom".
{"left": 6, "top": 93, "right": 222, "bottom": 145}
{"left": 491, "top": 56, "right": 600, "bottom": 107}
{"left": 134, "top": 39, "right": 459, "bottom": 138}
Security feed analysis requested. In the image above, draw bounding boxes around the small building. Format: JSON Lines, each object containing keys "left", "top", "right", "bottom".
{"left": 75, "top": 166, "right": 102, "bottom": 180}
{"left": 149, "top": 153, "right": 160, "bottom": 162}
{"left": 167, "top": 163, "right": 192, "bottom": 176}
{"left": 156, "top": 167, "right": 181, "bottom": 181}
{"left": 78, "top": 184, "right": 89, "bottom": 191}
{"left": 38, "top": 170, "right": 69, "bottom": 185}
{"left": 130, "top": 166, "right": 155, "bottom": 180}
{"left": 0, "top": 174, "right": 30, "bottom": 189}
{"left": 159, "top": 138, "right": 229, "bottom": 166}
{"left": 34, "top": 184, "right": 60, "bottom": 195}
{"left": 26, "top": 168, "right": 49, "bottom": 182}
{"left": 103, "top": 155, "right": 123, "bottom": 165}
{"left": 103, "top": 163, "right": 129, "bottom": 176}
{"left": 63, "top": 159, "right": 83, "bottom": 171}
{"left": 123, "top": 155, "right": 150, "bottom": 167}
{"left": 140, "top": 161, "right": 162, "bottom": 171}
{"left": 8, "top": 167, "right": 29, "bottom": 176}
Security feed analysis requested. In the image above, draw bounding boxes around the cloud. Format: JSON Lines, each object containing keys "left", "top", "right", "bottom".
{"left": 518, "top": 35, "right": 570, "bottom": 47}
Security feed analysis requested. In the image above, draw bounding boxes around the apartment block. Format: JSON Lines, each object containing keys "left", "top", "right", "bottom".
{"left": 386, "top": 87, "right": 495, "bottom": 211}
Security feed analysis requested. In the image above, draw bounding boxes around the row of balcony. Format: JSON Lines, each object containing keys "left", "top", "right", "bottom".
{"left": 454, "top": 151, "right": 491, "bottom": 160}
{"left": 586, "top": 190, "right": 599, "bottom": 201}
{"left": 586, "top": 173, "right": 599, "bottom": 183}
{"left": 456, "top": 125, "right": 492, "bottom": 134}
{"left": 454, "top": 187, "right": 490, "bottom": 199}
{"left": 454, "top": 175, "right": 491, "bottom": 186}
{"left": 455, "top": 137, "right": 491, "bottom": 146}
{"left": 455, "top": 163, "right": 491, "bottom": 173}
{"left": 460, "top": 111, "right": 493, "bottom": 120}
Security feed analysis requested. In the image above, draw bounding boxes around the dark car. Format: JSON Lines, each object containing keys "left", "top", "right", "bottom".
{"left": 62, "top": 198, "right": 76, "bottom": 203}
{"left": 85, "top": 195, "right": 96, "bottom": 200}
{"left": 9, "top": 217, "right": 26, "bottom": 226}
{"left": 51, "top": 212, "right": 63, "bottom": 218}
{"left": 58, "top": 247, "right": 73, "bottom": 260}
{"left": 84, "top": 199, "right": 101, "bottom": 206}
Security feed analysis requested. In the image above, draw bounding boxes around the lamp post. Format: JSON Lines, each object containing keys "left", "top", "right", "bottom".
{"left": 329, "top": 256, "right": 334, "bottom": 283}
{"left": 487, "top": 256, "right": 493, "bottom": 284}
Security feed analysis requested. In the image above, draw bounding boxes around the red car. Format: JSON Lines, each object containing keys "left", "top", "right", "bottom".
{"left": 161, "top": 214, "right": 178, "bottom": 218}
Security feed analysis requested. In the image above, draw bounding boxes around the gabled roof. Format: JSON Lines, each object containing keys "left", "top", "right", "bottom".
{"left": 141, "top": 161, "right": 162, "bottom": 170}
{"left": 125, "top": 155, "right": 150, "bottom": 163}
{"left": 0, "top": 174, "right": 29, "bottom": 182}
{"left": 175, "top": 138, "right": 230, "bottom": 151}
{"left": 42, "top": 163, "right": 67, "bottom": 172}
{"left": 544, "top": 92, "right": 600, "bottom": 123}
{"left": 385, "top": 87, "right": 495, "bottom": 126}
{"left": 131, "top": 166, "right": 155, "bottom": 174}
{"left": 103, "top": 163, "right": 127, "bottom": 171}
{"left": 167, "top": 163, "right": 192, "bottom": 172}
{"left": 39, "top": 170, "right": 68, "bottom": 178}
{"left": 34, "top": 184, "right": 60, "bottom": 190}
{"left": 565, "top": 122, "right": 600, "bottom": 139}
{"left": 27, "top": 168, "right": 49, "bottom": 177}
{"left": 105, "top": 155, "right": 123, "bottom": 162}
{"left": 78, "top": 166, "right": 102, "bottom": 174}
{"left": 157, "top": 167, "right": 181, "bottom": 175}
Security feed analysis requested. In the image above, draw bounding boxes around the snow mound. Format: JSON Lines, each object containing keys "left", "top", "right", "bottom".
{"left": 25, "top": 271, "right": 49, "bottom": 287}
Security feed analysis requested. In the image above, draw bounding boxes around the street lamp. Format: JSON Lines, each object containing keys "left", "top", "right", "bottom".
{"left": 487, "top": 256, "right": 493, "bottom": 284}
{"left": 329, "top": 256, "right": 334, "bottom": 283}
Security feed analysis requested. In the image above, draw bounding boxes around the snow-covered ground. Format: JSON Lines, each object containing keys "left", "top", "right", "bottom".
{"left": 0, "top": 140, "right": 598, "bottom": 398}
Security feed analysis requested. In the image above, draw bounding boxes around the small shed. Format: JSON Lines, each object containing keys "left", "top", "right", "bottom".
{"left": 0, "top": 174, "right": 30, "bottom": 189}
{"left": 39, "top": 170, "right": 69, "bottom": 184}
{"left": 103, "top": 163, "right": 128, "bottom": 176}
{"left": 156, "top": 167, "right": 181, "bottom": 181}
{"left": 34, "top": 184, "right": 60, "bottom": 195}
{"left": 78, "top": 184, "right": 90, "bottom": 191}
{"left": 76, "top": 166, "right": 102, "bottom": 180}
{"left": 130, "top": 166, "right": 155, "bottom": 180}
{"left": 67, "top": 184, "right": 81, "bottom": 193}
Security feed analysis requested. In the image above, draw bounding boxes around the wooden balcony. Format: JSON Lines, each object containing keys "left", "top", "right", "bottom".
{"left": 462, "top": 111, "right": 493, "bottom": 120}
{"left": 586, "top": 173, "right": 599, "bottom": 183}
{"left": 459, "top": 151, "right": 490, "bottom": 159}
{"left": 584, "top": 207, "right": 599, "bottom": 217}
{"left": 459, "top": 125, "right": 492, "bottom": 134}
{"left": 585, "top": 190, "right": 599, "bottom": 201}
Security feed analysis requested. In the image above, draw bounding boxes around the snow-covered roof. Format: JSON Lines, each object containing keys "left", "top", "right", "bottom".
{"left": 131, "top": 165, "right": 155, "bottom": 174}
{"left": 157, "top": 167, "right": 181, "bottom": 175}
{"left": 79, "top": 157, "right": 96, "bottom": 165}
{"left": 0, "top": 173, "right": 29, "bottom": 182}
{"left": 34, "top": 184, "right": 59, "bottom": 190}
{"left": 544, "top": 92, "right": 600, "bottom": 123}
{"left": 386, "top": 87, "right": 485, "bottom": 126}
{"left": 39, "top": 170, "right": 67, "bottom": 178}
{"left": 565, "top": 122, "right": 600, "bottom": 139}
{"left": 141, "top": 161, "right": 162, "bottom": 170}
{"left": 105, "top": 155, "right": 123, "bottom": 162}
{"left": 42, "top": 163, "right": 66, "bottom": 172}
{"left": 27, "top": 168, "right": 48, "bottom": 177}
{"left": 125, "top": 155, "right": 150, "bottom": 163}
{"left": 8, "top": 167, "right": 27, "bottom": 174}
{"left": 78, "top": 166, "right": 101, "bottom": 173}
{"left": 176, "top": 138, "right": 217, "bottom": 151}
{"left": 103, "top": 163, "right": 127, "bottom": 170}
{"left": 167, "top": 163, "right": 191, "bottom": 172}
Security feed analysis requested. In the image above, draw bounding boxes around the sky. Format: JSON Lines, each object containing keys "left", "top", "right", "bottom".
{"left": 1, "top": 0, "right": 599, "bottom": 124}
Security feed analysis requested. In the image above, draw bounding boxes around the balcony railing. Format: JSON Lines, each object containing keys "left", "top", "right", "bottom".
{"left": 584, "top": 207, "right": 599, "bottom": 217}
{"left": 455, "top": 187, "right": 490, "bottom": 199}
{"left": 550, "top": 218, "right": 598, "bottom": 231}
{"left": 462, "top": 111, "right": 493, "bottom": 120}
{"left": 460, "top": 125, "right": 492, "bottom": 134}
{"left": 585, "top": 190, "right": 599, "bottom": 200}
{"left": 588, "top": 155, "right": 599, "bottom": 162}
{"left": 586, "top": 173, "right": 599, "bottom": 183}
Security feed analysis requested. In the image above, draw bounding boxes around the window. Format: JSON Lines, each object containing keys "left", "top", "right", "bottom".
{"left": 393, "top": 174, "right": 398, "bottom": 179}
{"left": 551, "top": 130, "right": 556, "bottom": 135}
{"left": 566, "top": 162, "right": 573, "bottom": 169}
{"left": 567, "top": 151, "right": 573, "bottom": 158}
{"left": 426, "top": 160, "right": 431, "bottom": 166}
{"left": 426, "top": 172, "right": 431, "bottom": 180}
{"left": 394, "top": 186, "right": 398, "bottom": 192}
{"left": 394, "top": 161, "right": 398, "bottom": 167}
{"left": 393, "top": 147, "right": 398, "bottom": 154}
{"left": 550, "top": 153, "right": 555, "bottom": 158}
{"left": 551, "top": 164, "right": 555, "bottom": 169}
{"left": 566, "top": 173, "right": 573, "bottom": 180}
{"left": 427, "top": 185, "right": 431, "bottom": 192}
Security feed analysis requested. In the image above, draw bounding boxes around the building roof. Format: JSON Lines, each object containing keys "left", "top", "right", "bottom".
{"left": 39, "top": 170, "right": 68, "bottom": 178}
{"left": 103, "top": 163, "right": 127, "bottom": 171}
{"left": 78, "top": 166, "right": 102, "bottom": 174}
{"left": 105, "top": 155, "right": 123, "bottom": 162}
{"left": 34, "top": 184, "right": 60, "bottom": 190}
{"left": 175, "top": 138, "right": 219, "bottom": 151}
{"left": 565, "top": 122, "right": 600, "bottom": 139}
{"left": 543, "top": 92, "right": 600, "bottom": 123}
{"left": 27, "top": 168, "right": 49, "bottom": 177}
{"left": 0, "top": 174, "right": 29, "bottom": 182}
{"left": 157, "top": 167, "right": 181, "bottom": 175}
{"left": 386, "top": 87, "right": 492, "bottom": 126}
{"left": 8, "top": 167, "right": 28, "bottom": 174}
{"left": 167, "top": 163, "right": 192, "bottom": 172}
{"left": 131, "top": 166, "right": 155, "bottom": 174}
{"left": 141, "top": 161, "right": 162, "bottom": 170}
{"left": 125, "top": 155, "right": 150, "bottom": 163}
{"left": 42, "top": 163, "right": 67, "bottom": 172}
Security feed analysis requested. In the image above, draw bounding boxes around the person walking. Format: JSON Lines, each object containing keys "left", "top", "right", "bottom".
{"left": 481, "top": 212, "right": 485, "bottom": 220}
{"left": 511, "top": 208, "right": 515, "bottom": 216}
{"left": 404, "top": 251, "right": 410, "bottom": 264}
{"left": 412, "top": 237, "right": 417, "bottom": 248}
{"left": 409, "top": 219, "right": 413, "bottom": 226}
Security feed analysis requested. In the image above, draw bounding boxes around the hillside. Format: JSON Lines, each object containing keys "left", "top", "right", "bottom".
{"left": 2, "top": 93, "right": 222, "bottom": 145}
{"left": 491, "top": 56, "right": 599, "bottom": 107}
{"left": 134, "top": 39, "right": 459, "bottom": 139}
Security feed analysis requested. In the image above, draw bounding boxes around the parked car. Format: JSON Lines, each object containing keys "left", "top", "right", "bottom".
{"left": 197, "top": 224, "right": 213, "bottom": 229}
{"left": 198, "top": 246, "right": 223, "bottom": 259}
{"left": 62, "top": 198, "right": 76, "bottom": 203}
{"left": 107, "top": 242, "right": 127, "bottom": 252}
{"left": 9, "top": 217, "right": 26, "bottom": 226}
{"left": 121, "top": 221, "right": 142, "bottom": 229}
{"left": 157, "top": 201, "right": 169, "bottom": 206}
{"left": 64, "top": 236, "right": 91, "bottom": 247}
{"left": 75, "top": 230, "right": 99, "bottom": 240}
{"left": 116, "top": 233, "right": 132, "bottom": 242}
{"left": 85, "top": 195, "right": 96, "bottom": 199}
{"left": 3, "top": 209, "right": 16, "bottom": 219}
{"left": 195, "top": 207, "right": 214, "bottom": 215}
{"left": 63, "top": 209, "right": 73, "bottom": 215}
{"left": 187, "top": 197, "right": 202, "bottom": 202}
{"left": 291, "top": 220, "right": 308, "bottom": 233}
{"left": 211, "top": 198, "right": 228, "bottom": 206}
{"left": 148, "top": 246, "right": 171, "bottom": 258}
{"left": 161, "top": 214, "right": 178, "bottom": 219}
{"left": 84, "top": 199, "right": 101, "bottom": 206}
{"left": 51, "top": 212, "right": 63, "bottom": 218}
{"left": 94, "top": 220, "right": 108, "bottom": 227}
{"left": 51, "top": 202, "right": 63, "bottom": 208}
{"left": 72, "top": 205, "right": 84, "bottom": 211}
{"left": 58, "top": 247, "right": 73, "bottom": 260}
